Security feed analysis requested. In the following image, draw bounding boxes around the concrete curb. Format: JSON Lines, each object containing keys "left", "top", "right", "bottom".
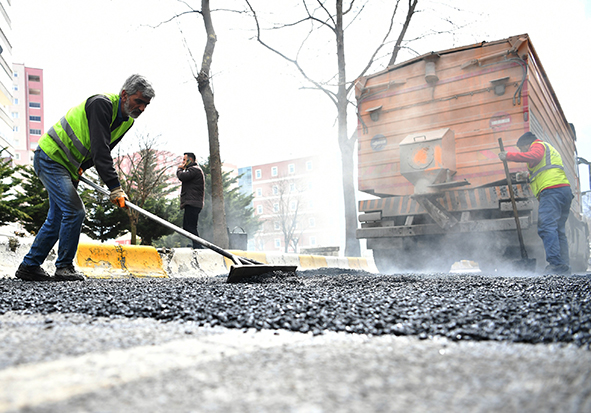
{"left": 153, "top": 247, "right": 378, "bottom": 278}
{"left": 0, "top": 237, "right": 378, "bottom": 279}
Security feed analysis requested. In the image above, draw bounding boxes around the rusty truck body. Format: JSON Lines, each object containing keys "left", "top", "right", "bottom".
{"left": 355, "top": 34, "right": 589, "bottom": 273}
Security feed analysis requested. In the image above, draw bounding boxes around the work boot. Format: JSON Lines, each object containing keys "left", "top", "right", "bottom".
{"left": 54, "top": 265, "right": 85, "bottom": 281}
{"left": 543, "top": 264, "right": 571, "bottom": 275}
{"left": 15, "top": 264, "right": 53, "bottom": 281}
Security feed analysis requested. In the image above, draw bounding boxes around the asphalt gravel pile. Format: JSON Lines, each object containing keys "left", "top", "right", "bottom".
{"left": 1, "top": 269, "right": 590, "bottom": 348}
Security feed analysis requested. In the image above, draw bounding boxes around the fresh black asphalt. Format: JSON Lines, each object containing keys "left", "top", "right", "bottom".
{"left": 1, "top": 269, "right": 590, "bottom": 348}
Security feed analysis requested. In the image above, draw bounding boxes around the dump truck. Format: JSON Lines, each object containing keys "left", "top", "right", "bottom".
{"left": 355, "top": 34, "right": 589, "bottom": 273}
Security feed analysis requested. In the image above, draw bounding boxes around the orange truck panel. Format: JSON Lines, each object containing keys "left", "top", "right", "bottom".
{"left": 356, "top": 34, "right": 581, "bottom": 213}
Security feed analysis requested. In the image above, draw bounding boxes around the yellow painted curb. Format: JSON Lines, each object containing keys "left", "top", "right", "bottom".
{"left": 347, "top": 257, "right": 367, "bottom": 269}
{"left": 299, "top": 255, "right": 328, "bottom": 269}
{"left": 219, "top": 251, "right": 376, "bottom": 273}
{"left": 73, "top": 245, "right": 377, "bottom": 279}
{"left": 76, "top": 243, "right": 168, "bottom": 279}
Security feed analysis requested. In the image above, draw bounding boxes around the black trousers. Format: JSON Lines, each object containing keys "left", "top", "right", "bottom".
{"left": 182, "top": 206, "right": 203, "bottom": 249}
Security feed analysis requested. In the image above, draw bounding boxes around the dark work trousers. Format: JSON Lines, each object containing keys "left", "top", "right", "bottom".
{"left": 182, "top": 206, "right": 203, "bottom": 249}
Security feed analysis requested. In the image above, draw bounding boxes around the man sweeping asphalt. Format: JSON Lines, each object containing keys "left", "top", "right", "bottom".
{"left": 499, "top": 131, "right": 574, "bottom": 275}
{"left": 15, "top": 74, "right": 155, "bottom": 281}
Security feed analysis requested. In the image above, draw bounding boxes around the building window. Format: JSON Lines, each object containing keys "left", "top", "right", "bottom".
{"left": 289, "top": 200, "right": 297, "bottom": 211}
{"left": 29, "top": 88, "right": 41, "bottom": 95}
{"left": 271, "top": 166, "right": 278, "bottom": 177}
{"left": 13, "top": 72, "right": 17, "bottom": 77}
{"left": 310, "top": 236, "right": 317, "bottom": 246}
{"left": 30, "top": 129, "right": 42, "bottom": 135}
{"left": 306, "top": 160, "right": 313, "bottom": 171}
{"left": 274, "top": 221, "right": 280, "bottom": 230}
{"left": 13, "top": 126, "right": 18, "bottom": 132}
{"left": 289, "top": 183, "right": 296, "bottom": 192}
{"left": 272, "top": 185, "right": 278, "bottom": 195}
{"left": 274, "top": 239, "right": 281, "bottom": 248}
{"left": 273, "top": 203, "right": 279, "bottom": 212}
{"left": 255, "top": 169, "right": 262, "bottom": 179}
{"left": 13, "top": 85, "right": 18, "bottom": 91}
{"left": 309, "top": 218, "right": 316, "bottom": 227}
{"left": 29, "top": 102, "right": 41, "bottom": 108}
{"left": 257, "top": 205, "right": 263, "bottom": 214}
{"left": 15, "top": 153, "right": 21, "bottom": 160}
{"left": 288, "top": 163, "right": 295, "bottom": 173}
{"left": 13, "top": 98, "right": 18, "bottom": 104}
{"left": 11, "top": 112, "right": 18, "bottom": 118}
{"left": 256, "top": 188, "right": 262, "bottom": 197}
{"left": 29, "top": 116, "right": 41, "bottom": 122}
{"left": 308, "top": 200, "right": 314, "bottom": 209}
{"left": 28, "top": 75, "right": 41, "bottom": 82}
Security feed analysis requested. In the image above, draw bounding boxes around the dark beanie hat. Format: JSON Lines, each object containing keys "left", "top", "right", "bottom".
{"left": 516, "top": 131, "right": 538, "bottom": 147}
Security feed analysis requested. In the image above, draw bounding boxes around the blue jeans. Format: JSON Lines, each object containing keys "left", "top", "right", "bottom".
{"left": 22, "top": 149, "right": 85, "bottom": 268}
{"left": 537, "top": 186, "right": 573, "bottom": 267}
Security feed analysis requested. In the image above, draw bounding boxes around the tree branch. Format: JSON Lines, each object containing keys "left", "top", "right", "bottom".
{"left": 347, "top": 0, "right": 403, "bottom": 95}
{"left": 388, "top": 0, "right": 418, "bottom": 66}
{"left": 313, "top": 0, "right": 336, "bottom": 27}
{"left": 149, "top": 10, "right": 200, "bottom": 28}
{"left": 245, "top": 0, "right": 338, "bottom": 106}
{"left": 342, "top": 0, "right": 356, "bottom": 15}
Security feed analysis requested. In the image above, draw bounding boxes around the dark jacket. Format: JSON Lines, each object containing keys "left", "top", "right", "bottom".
{"left": 80, "top": 95, "right": 131, "bottom": 189}
{"left": 176, "top": 161, "right": 205, "bottom": 209}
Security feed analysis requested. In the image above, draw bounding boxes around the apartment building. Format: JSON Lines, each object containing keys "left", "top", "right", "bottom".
{"left": 11, "top": 64, "right": 43, "bottom": 165}
{"left": 240, "top": 155, "right": 344, "bottom": 254}
{"left": 0, "top": 0, "right": 14, "bottom": 160}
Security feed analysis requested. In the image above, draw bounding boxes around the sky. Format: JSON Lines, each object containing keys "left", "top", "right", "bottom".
{"left": 10, "top": 0, "right": 591, "bottom": 189}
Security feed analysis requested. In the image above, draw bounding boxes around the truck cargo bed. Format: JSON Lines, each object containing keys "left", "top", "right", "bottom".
{"left": 356, "top": 34, "right": 588, "bottom": 273}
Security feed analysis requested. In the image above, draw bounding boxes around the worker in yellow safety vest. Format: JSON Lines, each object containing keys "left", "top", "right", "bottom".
{"left": 15, "top": 74, "right": 155, "bottom": 282}
{"left": 499, "top": 131, "right": 573, "bottom": 275}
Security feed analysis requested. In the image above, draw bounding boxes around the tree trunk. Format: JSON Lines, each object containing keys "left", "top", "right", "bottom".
{"left": 336, "top": 0, "right": 361, "bottom": 257}
{"left": 198, "top": 0, "right": 229, "bottom": 248}
{"left": 340, "top": 132, "right": 360, "bottom": 257}
{"left": 128, "top": 209, "right": 138, "bottom": 245}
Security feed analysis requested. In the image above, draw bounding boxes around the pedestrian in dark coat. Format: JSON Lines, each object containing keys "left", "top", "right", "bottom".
{"left": 176, "top": 152, "right": 205, "bottom": 249}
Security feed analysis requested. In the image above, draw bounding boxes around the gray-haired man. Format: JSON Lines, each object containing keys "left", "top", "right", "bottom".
{"left": 16, "top": 74, "right": 155, "bottom": 281}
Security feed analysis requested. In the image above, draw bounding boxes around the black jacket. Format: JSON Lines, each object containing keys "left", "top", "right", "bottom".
{"left": 176, "top": 162, "right": 205, "bottom": 209}
{"left": 79, "top": 95, "right": 130, "bottom": 190}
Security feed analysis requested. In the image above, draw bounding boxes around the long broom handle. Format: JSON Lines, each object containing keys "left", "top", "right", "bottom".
{"left": 498, "top": 138, "right": 529, "bottom": 260}
{"left": 79, "top": 176, "right": 259, "bottom": 266}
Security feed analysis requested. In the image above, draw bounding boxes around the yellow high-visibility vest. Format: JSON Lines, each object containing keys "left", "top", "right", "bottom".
{"left": 38, "top": 93, "right": 134, "bottom": 180}
{"left": 528, "top": 141, "right": 570, "bottom": 197}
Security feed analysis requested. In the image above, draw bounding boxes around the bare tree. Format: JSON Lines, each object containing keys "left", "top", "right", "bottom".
{"left": 263, "top": 176, "right": 307, "bottom": 253}
{"left": 155, "top": 0, "right": 230, "bottom": 248}
{"left": 246, "top": 0, "right": 419, "bottom": 257}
